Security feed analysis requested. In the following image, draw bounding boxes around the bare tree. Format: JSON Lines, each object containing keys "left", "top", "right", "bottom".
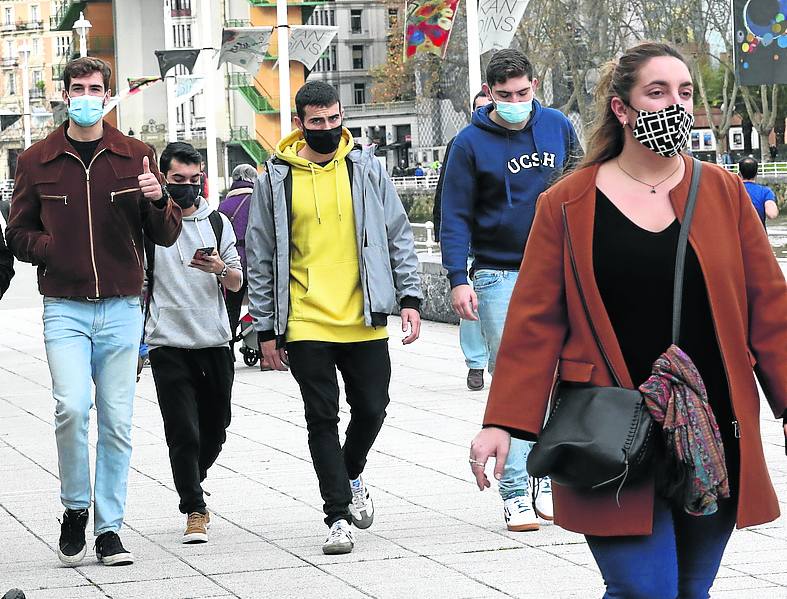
{"left": 741, "top": 85, "right": 779, "bottom": 163}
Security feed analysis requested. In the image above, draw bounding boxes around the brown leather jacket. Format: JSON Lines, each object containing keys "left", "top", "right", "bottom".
{"left": 6, "top": 122, "right": 182, "bottom": 298}
{"left": 484, "top": 155, "right": 787, "bottom": 536}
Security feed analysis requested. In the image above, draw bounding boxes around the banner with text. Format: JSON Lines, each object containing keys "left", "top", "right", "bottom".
{"left": 174, "top": 75, "right": 205, "bottom": 106}
{"left": 218, "top": 27, "right": 274, "bottom": 74}
{"left": 479, "top": 0, "right": 530, "bottom": 54}
{"left": 404, "top": 0, "right": 461, "bottom": 61}
{"left": 288, "top": 26, "right": 339, "bottom": 71}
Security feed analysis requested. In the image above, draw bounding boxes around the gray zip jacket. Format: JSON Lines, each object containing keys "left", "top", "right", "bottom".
{"left": 246, "top": 144, "right": 422, "bottom": 343}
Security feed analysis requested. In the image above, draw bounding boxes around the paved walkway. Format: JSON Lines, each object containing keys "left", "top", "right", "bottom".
{"left": 0, "top": 263, "right": 785, "bottom": 599}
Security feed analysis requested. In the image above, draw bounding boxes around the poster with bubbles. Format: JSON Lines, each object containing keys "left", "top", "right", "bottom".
{"left": 734, "top": 0, "right": 787, "bottom": 85}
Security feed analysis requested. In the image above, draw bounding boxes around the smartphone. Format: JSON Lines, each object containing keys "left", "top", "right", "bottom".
{"left": 193, "top": 246, "right": 214, "bottom": 260}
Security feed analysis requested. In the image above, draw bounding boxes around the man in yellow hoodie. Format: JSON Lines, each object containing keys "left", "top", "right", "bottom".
{"left": 246, "top": 82, "right": 423, "bottom": 555}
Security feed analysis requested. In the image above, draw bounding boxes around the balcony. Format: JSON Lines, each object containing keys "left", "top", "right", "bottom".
{"left": 16, "top": 20, "right": 44, "bottom": 31}
{"left": 225, "top": 19, "right": 251, "bottom": 28}
{"left": 171, "top": 8, "right": 192, "bottom": 17}
{"left": 343, "top": 101, "right": 416, "bottom": 118}
{"left": 247, "top": 0, "right": 325, "bottom": 6}
{"left": 30, "top": 88, "right": 46, "bottom": 100}
{"left": 50, "top": 1, "right": 86, "bottom": 32}
{"left": 230, "top": 126, "right": 269, "bottom": 165}
{"left": 1, "top": 57, "right": 17, "bottom": 69}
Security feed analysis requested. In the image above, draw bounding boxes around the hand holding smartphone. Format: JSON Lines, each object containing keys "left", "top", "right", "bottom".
{"left": 192, "top": 246, "right": 215, "bottom": 260}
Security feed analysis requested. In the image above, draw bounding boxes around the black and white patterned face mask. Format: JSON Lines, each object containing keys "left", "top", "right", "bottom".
{"left": 628, "top": 103, "right": 694, "bottom": 158}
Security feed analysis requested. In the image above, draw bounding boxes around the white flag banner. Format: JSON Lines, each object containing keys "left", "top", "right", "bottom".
{"left": 288, "top": 26, "right": 338, "bottom": 71}
{"left": 174, "top": 75, "right": 205, "bottom": 107}
{"left": 479, "top": 0, "right": 530, "bottom": 54}
{"left": 218, "top": 27, "right": 274, "bottom": 74}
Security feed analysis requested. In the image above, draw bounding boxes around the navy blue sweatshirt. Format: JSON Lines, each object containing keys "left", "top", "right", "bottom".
{"left": 440, "top": 101, "right": 581, "bottom": 287}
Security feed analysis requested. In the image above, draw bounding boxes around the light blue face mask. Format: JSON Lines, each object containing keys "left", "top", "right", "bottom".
{"left": 67, "top": 94, "right": 105, "bottom": 128}
{"left": 493, "top": 97, "right": 533, "bottom": 124}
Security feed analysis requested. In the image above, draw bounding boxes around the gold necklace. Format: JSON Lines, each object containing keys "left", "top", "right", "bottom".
{"left": 616, "top": 157, "right": 682, "bottom": 194}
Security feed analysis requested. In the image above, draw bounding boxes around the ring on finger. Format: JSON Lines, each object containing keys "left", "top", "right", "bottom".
{"left": 468, "top": 458, "right": 485, "bottom": 467}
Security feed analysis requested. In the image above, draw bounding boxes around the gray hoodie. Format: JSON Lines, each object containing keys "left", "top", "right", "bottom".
{"left": 144, "top": 200, "right": 242, "bottom": 350}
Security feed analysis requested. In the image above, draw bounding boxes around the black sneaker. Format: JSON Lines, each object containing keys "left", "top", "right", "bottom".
{"left": 95, "top": 532, "right": 134, "bottom": 566}
{"left": 57, "top": 508, "right": 88, "bottom": 566}
{"left": 3, "top": 590, "right": 26, "bottom": 599}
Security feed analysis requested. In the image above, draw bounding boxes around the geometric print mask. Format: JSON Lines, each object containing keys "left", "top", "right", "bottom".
{"left": 630, "top": 103, "right": 694, "bottom": 158}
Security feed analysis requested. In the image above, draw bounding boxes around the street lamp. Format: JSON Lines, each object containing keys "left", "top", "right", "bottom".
{"left": 73, "top": 11, "right": 91, "bottom": 58}
{"left": 18, "top": 45, "right": 31, "bottom": 149}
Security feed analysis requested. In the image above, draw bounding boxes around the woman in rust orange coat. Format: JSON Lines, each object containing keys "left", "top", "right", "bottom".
{"left": 469, "top": 42, "right": 787, "bottom": 599}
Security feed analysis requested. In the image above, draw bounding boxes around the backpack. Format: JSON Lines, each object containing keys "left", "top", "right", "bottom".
{"left": 143, "top": 210, "right": 224, "bottom": 322}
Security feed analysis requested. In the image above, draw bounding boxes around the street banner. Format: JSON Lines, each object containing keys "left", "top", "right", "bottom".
{"left": 102, "top": 76, "right": 162, "bottom": 116}
{"left": 479, "top": 0, "right": 530, "bottom": 54}
{"left": 218, "top": 27, "right": 274, "bottom": 74}
{"left": 733, "top": 0, "right": 787, "bottom": 84}
{"left": 174, "top": 75, "right": 205, "bottom": 106}
{"left": 154, "top": 49, "right": 202, "bottom": 78}
{"left": 288, "top": 26, "right": 339, "bottom": 71}
{"left": 404, "top": 0, "right": 461, "bottom": 61}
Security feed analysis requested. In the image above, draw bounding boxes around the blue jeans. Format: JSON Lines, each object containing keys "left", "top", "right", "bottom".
{"left": 43, "top": 296, "right": 142, "bottom": 535}
{"left": 473, "top": 269, "right": 533, "bottom": 499}
{"left": 586, "top": 496, "right": 737, "bottom": 599}
{"left": 460, "top": 266, "right": 488, "bottom": 371}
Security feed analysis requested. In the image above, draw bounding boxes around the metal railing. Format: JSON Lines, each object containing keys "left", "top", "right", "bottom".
{"left": 344, "top": 101, "right": 416, "bottom": 115}
{"left": 719, "top": 161, "right": 787, "bottom": 176}
{"left": 391, "top": 175, "right": 439, "bottom": 190}
{"left": 411, "top": 221, "right": 438, "bottom": 255}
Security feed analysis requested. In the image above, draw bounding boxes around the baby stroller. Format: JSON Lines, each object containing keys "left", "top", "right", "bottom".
{"left": 235, "top": 312, "right": 261, "bottom": 367}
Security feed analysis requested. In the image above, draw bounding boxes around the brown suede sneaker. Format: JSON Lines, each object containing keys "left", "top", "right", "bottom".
{"left": 467, "top": 368, "right": 485, "bottom": 391}
{"left": 182, "top": 511, "right": 210, "bottom": 544}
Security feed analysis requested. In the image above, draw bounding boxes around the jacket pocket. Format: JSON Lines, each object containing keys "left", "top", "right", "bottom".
{"left": 558, "top": 359, "right": 594, "bottom": 383}
{"left": 362, "top": 245, "right": 396, "bottom": 314}
{"left": 472, "top": 269, "right": 504, "bottom": 290}
{"left": 111, "top": 188, "right": 139, "bottom": 202}
{"left": 40, "top": 194, "right": 68, "bottom": 205}
{"left": 298, "top": 261, "right": 364, "bottom": 322}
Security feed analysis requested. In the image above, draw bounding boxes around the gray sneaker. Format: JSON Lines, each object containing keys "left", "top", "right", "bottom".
{"left": 322, "top": 520, "right": 354, "bottom": 555}
{"left": 348, "top": 475, "right": 374, "bottom": 529}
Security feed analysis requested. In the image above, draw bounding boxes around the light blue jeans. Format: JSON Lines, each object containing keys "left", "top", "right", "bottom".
{"left": 473, "top": 269, "right": 533, "bottom": 500}
{"left": 43, "top": 296, "right": 142, "bottom": 535}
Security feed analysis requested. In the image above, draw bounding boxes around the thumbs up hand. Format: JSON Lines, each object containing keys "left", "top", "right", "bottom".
{"left": 138, "top": 155, "right": 163, "bottom": 201}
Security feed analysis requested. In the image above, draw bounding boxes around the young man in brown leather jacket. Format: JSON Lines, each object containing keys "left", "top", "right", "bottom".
{"left": 6, "top": 57, "right": 181, "bottom": 567}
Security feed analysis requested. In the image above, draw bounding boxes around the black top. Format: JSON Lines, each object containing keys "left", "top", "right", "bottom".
{"left": 66, "top": 133, "right": 102, "bottom": 168}
{"left": 593, "top": 189, "right": 739, "bottom": 488}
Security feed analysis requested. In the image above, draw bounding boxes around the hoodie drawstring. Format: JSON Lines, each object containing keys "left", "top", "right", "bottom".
{"left": 175, "top": 216, "right": 211, "bottom": 263}
{"left": 334, "top": 160, "right": 342, "bottom": 221}
{"left": 308, "top": 163, "right": 323, "bottom": 224}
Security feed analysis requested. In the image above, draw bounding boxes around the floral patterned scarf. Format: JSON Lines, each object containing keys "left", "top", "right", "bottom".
{"left": 638, "top": 344, "right": 730, "bottom": 516}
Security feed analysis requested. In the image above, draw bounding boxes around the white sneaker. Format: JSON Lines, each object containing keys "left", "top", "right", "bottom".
{"left": 532, "top": 477, "right": 554, "bottom": 521}
{"left": 322, "top": 520, "right": 354, "bottom": 555}
{"left": 348, "top": 475, "right": 374, "bottom": 529}
{"left": 503, "top": 495, "right": 539, "bottom": 532}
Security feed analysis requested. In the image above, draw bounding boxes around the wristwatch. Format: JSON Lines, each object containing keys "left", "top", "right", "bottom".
{"left": 217, "top": 264, "right": 228, "bottom": 279}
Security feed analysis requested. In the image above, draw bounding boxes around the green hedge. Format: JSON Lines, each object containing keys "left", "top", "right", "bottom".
{"left": 399, "top": 189, "right": 436, "bottom": 224}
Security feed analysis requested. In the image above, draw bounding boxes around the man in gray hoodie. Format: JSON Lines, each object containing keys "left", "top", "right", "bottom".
{"left": 144, "top": 142, "right": 242, "bottom": 544}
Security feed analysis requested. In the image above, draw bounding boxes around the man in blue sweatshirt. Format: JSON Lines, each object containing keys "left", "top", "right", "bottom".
{"left": 441, "top": 49, "right": 581, "bottom": 532}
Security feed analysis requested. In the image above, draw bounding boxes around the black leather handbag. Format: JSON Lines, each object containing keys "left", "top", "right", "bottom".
{"left": 526, "top": 158, "right": 703, "bottom": 494}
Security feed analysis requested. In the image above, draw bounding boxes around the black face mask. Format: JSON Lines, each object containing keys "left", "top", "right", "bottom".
{"left": 167, "top": 183, "right": 201, "bottom": 209}
{"left": 303, "top": 124, "right": 342, "bottom": 155}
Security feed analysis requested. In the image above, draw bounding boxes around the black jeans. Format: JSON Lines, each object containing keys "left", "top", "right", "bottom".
{"left": 224, "top": 279, "right": 247, "bottom": 351}
{"left": 287, "top": 339, "right": 391, "bottom": 526}
{"left": 149, "top": 346, "right": 234, "bottom": 514}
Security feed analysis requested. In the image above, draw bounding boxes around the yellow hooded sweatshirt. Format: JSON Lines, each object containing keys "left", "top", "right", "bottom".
{"left": 275, "top": 128, "right": 388, "bottom": 343}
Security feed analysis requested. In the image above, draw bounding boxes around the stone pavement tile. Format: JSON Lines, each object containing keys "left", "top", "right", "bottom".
{"left": 710, "top": 573, "right": 780, "bottom": 591}
{"left": 490, "top": 565, "right": 604, "bottom": 598}
{"left": 182, "top": 545, "right": 305, "bottom": 574}
{"left": 760, "top": 572, "right": 787, "bottom": 586}
{"left": 23, "top": 588, "right": 110, "bottom": 599}
{"left": 277, "top": 531, "right": 417, "bottom": 565}
{"left": 214, "top": 567, "right": 371, "bottom": 598}
{"left": 726, "top": 559, "right": 787, "bottom": 575}
{"left": 1, "top": 563, "right": 89, "bottom": 593}
{"left": 711, "top": 588, "right": 787, "bottom": 599}
{"left": 75, "top": 557, "right": 199, "bottom": 585}
{"left": 102, "top": 576, "right": 231, "bottom": 599}
{"left": 322, "top": 556, "right": 500, "bottom": 599}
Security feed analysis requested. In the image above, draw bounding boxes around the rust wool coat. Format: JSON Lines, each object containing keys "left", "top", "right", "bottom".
{"left": 483, "top": 155, "right": 787, "bottom": 536}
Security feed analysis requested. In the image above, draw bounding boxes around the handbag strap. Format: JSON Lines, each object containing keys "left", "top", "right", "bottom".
{"left": 562, "top": 157, "right": 702, "bottom": 388}
{"left": 672, "top": 157, "right": 702, "bottom": 345}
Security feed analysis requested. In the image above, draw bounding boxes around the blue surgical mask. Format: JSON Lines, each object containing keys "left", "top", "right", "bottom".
{"left": 493, "top": 97, "right": 533, "bottom": 124}
{"left": 67, "top": 94, "right": 104, "bottom": 128}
